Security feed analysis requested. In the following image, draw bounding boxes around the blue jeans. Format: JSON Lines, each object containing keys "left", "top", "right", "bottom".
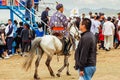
{"left": 78, "top": 66, "right": 96, "bottom": 80}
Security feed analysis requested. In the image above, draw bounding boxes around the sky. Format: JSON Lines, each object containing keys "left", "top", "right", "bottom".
{"left": 46, "top": 0, "right": 120, "bottom": 10}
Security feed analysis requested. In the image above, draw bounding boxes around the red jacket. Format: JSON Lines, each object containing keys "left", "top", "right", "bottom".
{"left": 99, "top": 30, "right": 104, "bottom": 41}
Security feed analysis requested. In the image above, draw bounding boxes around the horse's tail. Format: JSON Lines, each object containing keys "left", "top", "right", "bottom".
{"left": 23, "top": 37, "right": 42, "bottom": 71}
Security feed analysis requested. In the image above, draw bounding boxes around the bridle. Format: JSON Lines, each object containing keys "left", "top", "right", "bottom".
{"left": 68, "top": 21, "right": 80, "bottom": 40}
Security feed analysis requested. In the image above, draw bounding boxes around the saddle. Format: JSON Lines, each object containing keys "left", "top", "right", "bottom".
{"left": 53, "top": 32, "right": 73, "bottom": 56}
{"left": 52, "top": 32, "right": 64, "bottom": 39}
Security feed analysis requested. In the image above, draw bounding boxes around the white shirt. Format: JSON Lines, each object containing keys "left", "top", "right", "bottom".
{"left": 90, "top": 19, "right": 96, "bottom": 35}
{"left": 5, "top": 24, "right": 14, "bottom": 37}
{"left": 94, "top": 20, "right": 101, "bottom": 34}
{"left": 117, "top": 20, "right": 120, "bottom": 26}
{"left": 103, "top": 21, "right": 115, "bottom": 36}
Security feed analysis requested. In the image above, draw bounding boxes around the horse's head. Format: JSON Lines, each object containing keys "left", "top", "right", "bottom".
{"left": 68, "top": 18, "right": 81, "bottom": 41}
{"left": 68, "top": 18, "right": 81, "bottom": 50}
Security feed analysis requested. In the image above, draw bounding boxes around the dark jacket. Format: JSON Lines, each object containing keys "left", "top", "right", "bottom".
{"left": 21, "top": 29, "right": 30, "bottom": 42}
{"left": 74, "top": 31, "right": 96, "bottom": 71}
{"left": 26, "top": 0, "right": 32, "bottom": 9}
{"left": 41, "top": 10, "right": 48, "bottom": 23}
{"left": 16, "top": 27, "right": 23, "bottom": 37}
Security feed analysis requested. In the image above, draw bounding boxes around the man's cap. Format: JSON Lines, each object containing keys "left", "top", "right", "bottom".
{"left": 56, "top": 4, "right": 63, "bottom": 10}
{"left": 46, "top": 7, "right": 50, "bottom": 10}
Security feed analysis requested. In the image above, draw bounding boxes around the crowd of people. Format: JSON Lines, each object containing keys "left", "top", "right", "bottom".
{"left": 0, "top": 12, "right": 120, "bottom": 58}
{"left": 0, "top": 19, "right": 38, "bottom": 59}
{"left": 89, "top": 12, "right": 120, "bottom": 51}
{"left": 77, "top": 12, "right": 119, "bottom": 51}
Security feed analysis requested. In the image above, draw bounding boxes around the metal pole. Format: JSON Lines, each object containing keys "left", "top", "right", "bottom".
{"left": 10, "top": 6, "right": 14, "bottom": 23}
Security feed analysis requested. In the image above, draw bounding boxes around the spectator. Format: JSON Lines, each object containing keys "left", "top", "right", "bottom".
{"left": 90, "top": 14, "right": 96, "bottom": 35}
{"left": 111, "top": 17, "right": 118, "bottom": 47}
{"left": 41, "top": 7, "right": 50, "bottom": 34}
{"left": 115, "top": 30, "right": 120, "bottom": 48}
{"left": 74, "top": 18, "right": 96, "bottom": 80}
{"left": 103, "top": 17, "right": 115, "bottom": 51}
{"left": 28, "top": 27, "right": 35, "bottom": 51}
{"left": 115, "top": 13, "right": 120, "bottom": 49}
{"left": 75, "top": 17, "right": 81, "bottom": 29}
{"left": 94, "top": 16, "right": 101, "bottom": 42}
{"left": 35, "top": 23, "right": 44, "bottom": 37}
{"left": 25, "top": 0, "right": 33, "bottom": 21}
{"left": 13, "top": 20, "right": 18, "bottom": 35}
{"left": 95, "top": 12, "right": 98, "bottom": 16}
{"left": 16, "top": 22, "right": 23, "bottom": 53}
{"left": 12, "top": 20, "right": 18, "bottom": 54}
{"left": 21, "top": 23, "right": 31, "bottom": 56}
{"left": 89, "top": 11, "right": 93, "bottom": 19}
{"left": 5, "top": 19, "right": 14, "bottom": 56}
{"left": 34, "top": 0, "right": 39, "bottom": 11}
{"left": 81, "top": 13, "right": 85, "bottom": 21}
{"left": 99, "top": 13, "right": 105, "bottom": 27}
{"left": 99, "top": 26, "right": 105, "bottom": 50}
{"left": 0, "top": 24, "right": 9, "bottom": 59}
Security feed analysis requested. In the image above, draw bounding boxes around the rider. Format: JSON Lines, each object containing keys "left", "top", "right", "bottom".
{"left": 49, "top": 3, "right": 70, "bottom": 55}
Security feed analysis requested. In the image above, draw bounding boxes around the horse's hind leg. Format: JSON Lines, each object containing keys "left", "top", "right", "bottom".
{"left": 34, "top": 48, "right": 43, "bottom": 80}
{"left": 45, "top": 56, "right": 55, "bottom": 77}
{"left": 56, "top": 56, "right": 71, "bottom": 77}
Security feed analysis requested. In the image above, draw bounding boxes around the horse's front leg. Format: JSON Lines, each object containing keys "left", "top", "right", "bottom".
{"left": 45, "top": 56, "right": 55, "bottom": 77}
{"left": 56, "top": 55, "right": 71, "bottom": 77}
{"left": 66, "top": 56, "right": 71, "bottom": 76}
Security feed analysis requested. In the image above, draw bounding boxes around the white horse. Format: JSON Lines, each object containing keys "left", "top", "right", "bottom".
{"left": 23, "top": 18, "right": 81, "bottom": 80}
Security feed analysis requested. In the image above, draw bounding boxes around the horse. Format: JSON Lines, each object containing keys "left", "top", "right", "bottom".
{"left": 23, "top": 18, "right": 81, "bottom": 80}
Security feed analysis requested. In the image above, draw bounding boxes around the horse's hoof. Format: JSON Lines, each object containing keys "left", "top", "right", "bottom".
{"left": 66, "top": 72, "right": 71, "bottom": 76}
{"left": 34, "top": 77, "right": 40, "bottom": 80}
{"left": 34, "top": 76, "right": 40, "bottom": 80}
{"left": 56, "top": 73, "right": 60, "bottom": 77}
{"left": 50, "top": 73, "right": 55, "bottom": 77}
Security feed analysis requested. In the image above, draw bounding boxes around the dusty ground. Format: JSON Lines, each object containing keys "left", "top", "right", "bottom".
{"left": 0, "top": 49, "right": 120, "bottom": 80}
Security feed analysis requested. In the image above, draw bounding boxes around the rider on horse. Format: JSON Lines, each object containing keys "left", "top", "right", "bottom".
{"left": 49, "top": 3, "right": 70, "bottom": 55}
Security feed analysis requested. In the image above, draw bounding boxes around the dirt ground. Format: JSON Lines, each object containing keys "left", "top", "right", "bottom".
{"left": 0, "top": 49, "right": 120, "bottom": 80}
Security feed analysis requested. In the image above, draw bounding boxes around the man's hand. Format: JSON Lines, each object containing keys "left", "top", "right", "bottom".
{"left": 3, "top": 41, "right": 6, "bottom": 45}
{"left": 80, "top": 71, "right": 84, "bottom": 76}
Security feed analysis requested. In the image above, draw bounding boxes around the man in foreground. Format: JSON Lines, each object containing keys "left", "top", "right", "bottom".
{"left": 74, "top": 18, "right": 96, "bottom": 80}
